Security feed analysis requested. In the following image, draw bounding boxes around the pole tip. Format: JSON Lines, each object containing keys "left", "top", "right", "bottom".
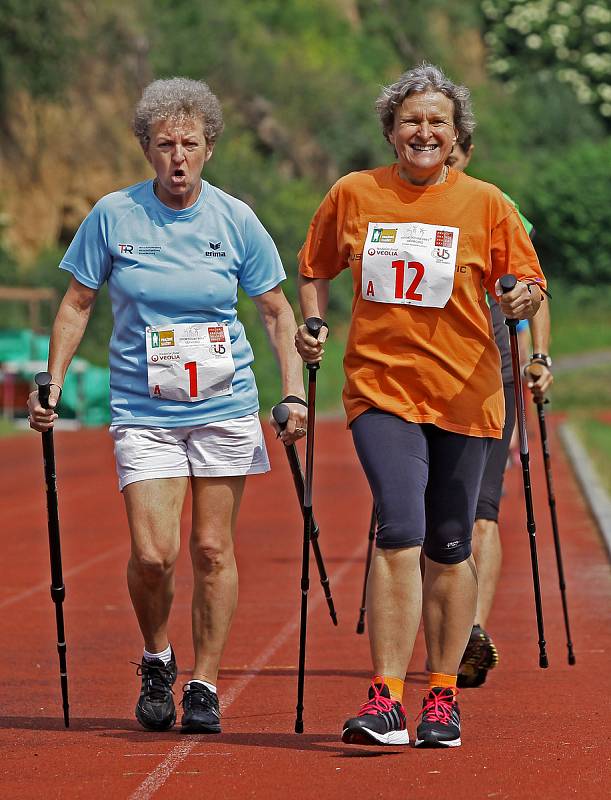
{"left": 356, "top": 621, "right": 365, "bottom": 635}
{"left": 331, "top": 612, "right": 338, "bottom": 626}
{"left": 295, "top": 719, "right": 304, "bottom": 734}
{"left": 568, "top": 653, "right": 576, "bottom": 665}
{"left": 539, "top": 653, "right": 549, "bottom": 669}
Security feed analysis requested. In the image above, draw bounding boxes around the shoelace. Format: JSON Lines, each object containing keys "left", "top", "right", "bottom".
{"left": 358, "top": 681, "right": 395, "bottom": 716}
{"left": 180, "top": 683, "right": 217, "bottom": 711}
{"left": 417, "top": 689, "right": 458, "bottom": 725}
{"left": 133, "top": 661, "right": 175, "bottom": 702}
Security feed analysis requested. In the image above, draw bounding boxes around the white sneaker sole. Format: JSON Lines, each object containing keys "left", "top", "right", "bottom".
{"left": 342, "top": 725, "right": 409, "bottom": 746}
{"left": 414, "top": 736, "right": 461, "bottom": 748}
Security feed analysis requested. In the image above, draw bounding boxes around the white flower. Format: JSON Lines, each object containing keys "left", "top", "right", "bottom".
{"left": 555, "top": 1, "right": 574, "bottom": 16}
{"left": 593, "top": 32, "right": 611, "bottom": 46}
{"left": 598, "top": 84, "right": 611, "bottom": 101}
{"left": 600, "top": 102, "right": 611, "bottom": 116}
{"left": 526, "top": 33, "right": 543, "bottom": 49}
{"left": 584, "top": 4, "right": 611, "bottom": 24}
{"left": 549, "top": 24, "right": 569, "bottom": 46}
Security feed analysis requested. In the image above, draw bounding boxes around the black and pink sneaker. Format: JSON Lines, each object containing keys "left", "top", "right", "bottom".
{"left": 341, "top": 679, "right": 409, "bottom": 746}
{"left": 415, "top": 686, "right": 461, "bottom": 748}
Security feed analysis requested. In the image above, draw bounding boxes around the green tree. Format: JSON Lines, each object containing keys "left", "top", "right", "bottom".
{"left": 482, "top": 0, "right": 611, "bottom": 127}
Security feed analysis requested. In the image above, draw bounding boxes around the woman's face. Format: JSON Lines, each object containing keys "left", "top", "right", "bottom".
{"left": 389, "top": 91, "right": 458, "bottom": 185}
{"left": 143, "top": 116, "right": 213, "bottom": 210}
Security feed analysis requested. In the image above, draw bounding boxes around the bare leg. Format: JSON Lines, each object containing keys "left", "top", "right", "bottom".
{"left": 367, "top": 546, "right": 423, "bottom": 678}
{"left": 190, "top": 475, "right": 245, "bottom": 684}
{"left": 471, "top": 519, "right": 502, "bottom": 627}
{"left": 423, "top": 555, "right": 477, "bottom": 675}
{"left": 124, "top": 477, "right": 188, "bottom": 653}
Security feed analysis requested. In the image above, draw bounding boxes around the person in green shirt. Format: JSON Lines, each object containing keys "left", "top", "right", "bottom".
{"left": 446, "top": 137, "right": 553, "bottom": 687}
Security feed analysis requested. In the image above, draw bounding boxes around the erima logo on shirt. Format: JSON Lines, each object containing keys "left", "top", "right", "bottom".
{"left": 205, "top": 240, "right": 227, "bottom": 257}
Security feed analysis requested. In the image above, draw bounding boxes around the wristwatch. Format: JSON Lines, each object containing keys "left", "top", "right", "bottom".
{"left": 531, "top": 352, "right": 552, "bottom": 368}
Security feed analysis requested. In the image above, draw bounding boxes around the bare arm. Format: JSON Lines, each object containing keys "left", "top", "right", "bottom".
{"left": 295, "top": 275, "right": 330, "bottom": 363}
{"left": 28, "top": 276, "right": 98, "bottom": 430}
{"left": 251, "top": 284, "right": 306, "bottom": 443}
{"left": 525, "top": 297, "right": 553, "bottom": 402}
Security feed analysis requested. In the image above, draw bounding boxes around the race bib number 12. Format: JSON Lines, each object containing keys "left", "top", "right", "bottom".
{"left": 361, "top": 222, "right": 460, "bottom": 308}
{"left": 146, "top": 322, "right": 235, "bottom": 402}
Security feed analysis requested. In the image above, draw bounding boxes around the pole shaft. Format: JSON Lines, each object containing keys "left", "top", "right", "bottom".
{"left": 536, "top": 403, "right": 576, "bottom": 664}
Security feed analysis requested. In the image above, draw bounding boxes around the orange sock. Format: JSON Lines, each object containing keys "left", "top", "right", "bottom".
{"left": 428, "top": 672, "right": 457, "bottom": 693}
{"left": 375, "top": 674, "right": 404, "bottom": 703}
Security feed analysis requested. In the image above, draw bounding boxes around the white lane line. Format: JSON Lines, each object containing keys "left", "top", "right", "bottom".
{"left": 0, "top": 545, "right": 126, "bottom": 609}
{"left": 128, "top": 549, "right": 360, "bottom": 800}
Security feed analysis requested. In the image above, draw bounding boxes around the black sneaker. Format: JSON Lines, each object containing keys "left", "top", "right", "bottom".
{"left": 134, "top": 649, "right": 177, "bottom": 731}
{"left": 180, "top": 682, "right": 221, "bottom": 733}
{"left": 341, "top": 679, "right": 409, "bottom": 746}
{"left": 415, "top": 686, "right": 461, "bottom": 748}
{"left": 457, "top": 624, "right": 499, "bottom": 688}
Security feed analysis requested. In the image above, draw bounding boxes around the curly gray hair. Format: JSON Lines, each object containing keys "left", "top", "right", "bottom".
{"left": 133, "top": 77, "right": 224, "bottom": 147}
{"left": 376, "top": 63, "right": 475, "bottom": 144}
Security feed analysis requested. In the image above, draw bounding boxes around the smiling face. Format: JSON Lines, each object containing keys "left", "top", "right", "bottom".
{"left": 389, "top": 91, "right": 458, "bottom": 185}
{"left": 143, "top": 116, "right": 214, "bottom": 210}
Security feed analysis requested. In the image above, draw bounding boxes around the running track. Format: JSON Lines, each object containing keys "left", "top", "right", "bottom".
{"left": 1, "top": 414, "right": 609, "bottom": 799}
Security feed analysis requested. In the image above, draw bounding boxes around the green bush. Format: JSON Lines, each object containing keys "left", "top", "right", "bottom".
{"left": 523, "top": 140, "right": 611, "bottom": 284}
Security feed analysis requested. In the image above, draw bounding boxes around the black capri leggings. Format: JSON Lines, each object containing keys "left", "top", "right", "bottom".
{"left": 475, "top": 383, "right": 515, "bottom": 522}
{"left": 351, "top": 409, "right": 492, "bottom": 564}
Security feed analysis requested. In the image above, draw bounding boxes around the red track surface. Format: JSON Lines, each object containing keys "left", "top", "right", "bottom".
{"left": 1, "top": 415, "right": 610, "bottom": 799}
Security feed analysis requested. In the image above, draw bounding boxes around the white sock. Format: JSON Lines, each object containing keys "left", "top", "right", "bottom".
{"left": 187, "top": 679, "right": 217, "bottom": 694}
{"left": 143, "top": 644, "right": 173, "bottom": 665}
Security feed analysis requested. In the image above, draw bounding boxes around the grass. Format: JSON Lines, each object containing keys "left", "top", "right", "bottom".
{"left": 549, "top": 282, "right": 611, "bottom": 356}
{"left": 0, "top": 418, "right": 26, "bottom": 437}
{"left": 571, "top": 417, "right": 611, "bottom": 495}
{"left": 547, "top": 365, "right": 611, "bottom": 412}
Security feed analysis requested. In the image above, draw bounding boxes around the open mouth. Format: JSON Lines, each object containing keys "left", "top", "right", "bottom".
{"left": 171, "top": 169, "right": 186, "bottom": 184}
{"left": 411, "top": 144, "right": 438, "bottom": 151}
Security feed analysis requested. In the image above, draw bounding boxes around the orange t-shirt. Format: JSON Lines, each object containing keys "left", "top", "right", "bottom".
{"left": 298, "top": 165, "right": 546, "bottom": 438}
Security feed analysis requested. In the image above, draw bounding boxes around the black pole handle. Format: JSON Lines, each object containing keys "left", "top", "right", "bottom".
{"left": 305, "top": 317, "right": 326, "bottom": 339}
{"left": 304, "top": 318, "right": 328, "bottom": 372}
{"left": 499, "top": 274, "right": 518, "bottom": 330}
{"left": 272, "top": 403, "right": 290, "bottom": 430}
{"left": 35, "top": 371, "right": 53, "bottom": 409}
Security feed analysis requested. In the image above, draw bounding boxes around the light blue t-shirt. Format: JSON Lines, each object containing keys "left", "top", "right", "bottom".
{"left": 60, "top": 179, "right": 285, "bottom": 427}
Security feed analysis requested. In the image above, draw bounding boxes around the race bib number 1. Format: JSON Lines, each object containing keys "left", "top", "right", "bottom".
{"left": 146, "top": 322, "right": 235, "bottom": 402}
{"left": 362, "top": 222, "right": 460, "bottom": 308}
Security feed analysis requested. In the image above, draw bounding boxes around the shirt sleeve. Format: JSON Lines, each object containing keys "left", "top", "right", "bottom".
{"left": 59, "top": 200, "right": 113, "bottom": 289}
{"left": 238, "top": 209, "right": 286, "bottom": 297}
{"left": 485, "top": 201, "right": 546, "bottom": 297}
{"left": 298, "top": 183, "right": 347, "bottom": 279}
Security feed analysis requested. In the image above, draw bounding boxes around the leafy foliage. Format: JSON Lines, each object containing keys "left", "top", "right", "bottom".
{"left": 0, "top": 0, "right": 76, "bottom": 112}
{"left": 522, "top": 139, "right": 611, "bottom": 284}
{"left": 482, "top": 0, "right": 611, "bottom": 127}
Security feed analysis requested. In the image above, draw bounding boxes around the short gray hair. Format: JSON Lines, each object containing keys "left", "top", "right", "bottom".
{"left": 133, "top": 77, "right": 224, "bottom": 147}
{"left": 376, "top": 63, "right": 475, "bottom": 144}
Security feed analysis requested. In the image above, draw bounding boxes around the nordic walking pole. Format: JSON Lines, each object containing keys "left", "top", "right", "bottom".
{"left": 295, "top": 316, "right": 327, "bottom": 734}
{"left": 355, "top": 503, "right": 376, "bottom": 634}
{"left": 271, "top": 403, "right": 338, "bottom": 626}
{"left": 35, "top": 371, "right": 70, "bottom": 727}
{"left": 500, "top": 275, "right": 548, "bottom": 668}
{"left": 527, "top": 365, "right": 576, "bottom": 665}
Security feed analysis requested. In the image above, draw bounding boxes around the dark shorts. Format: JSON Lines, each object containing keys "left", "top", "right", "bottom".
{"left": 475, "top": 383, "right": 515, "bottom": 522}
{"left": 351, "top": 409, "right": 491, "bottom": 564}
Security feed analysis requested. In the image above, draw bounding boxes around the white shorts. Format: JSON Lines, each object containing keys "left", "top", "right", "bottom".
{"left": 110, "top": 413, "right": 270, "bottom": 490}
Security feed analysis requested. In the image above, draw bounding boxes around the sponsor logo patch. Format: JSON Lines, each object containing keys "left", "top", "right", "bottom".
{"left": 371, "top": 227, "right": 397, "bottom": 244}
{"left": 435, "top": 230, "right": 454, "bottom": 248}
{"left": 208, "top": 326, "right": 226, "bottom": 343}
{"left": 150, "top": 329, "right": 175, "bottom": 348}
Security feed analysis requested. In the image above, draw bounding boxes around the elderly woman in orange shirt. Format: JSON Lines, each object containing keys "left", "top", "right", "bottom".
{"left": 296, "top": 63, "right": 546, "bottom": 749}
